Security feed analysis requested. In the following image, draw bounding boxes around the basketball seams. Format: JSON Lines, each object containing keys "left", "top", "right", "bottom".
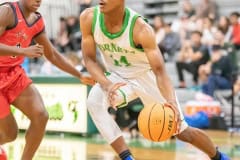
{"left": 148, "top": 103, "right": 157, "bottom": 141}
{"left": 158, "top": 104, "right": 165, "bottom": 141}
{"left": 138, "top": 103, "right": 175, "bottom": 142}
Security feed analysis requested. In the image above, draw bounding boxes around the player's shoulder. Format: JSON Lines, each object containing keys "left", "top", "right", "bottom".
{"left": 134, "top": 17, "right": 155, "bottom": 38}
{"left": 0, "top": 2, "right": 14, "bottom": 17}
{"left": 80, "top": 7, "right": 95, "bottom": 24}
{"left": 0, "top": 2, "right": 12, "bottom": 9}
{"left": 0, "top": 2, "right": 15, "bottom": 27}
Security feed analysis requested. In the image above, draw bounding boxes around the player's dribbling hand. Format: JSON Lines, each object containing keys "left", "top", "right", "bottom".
{"left": 106, "top": 82, "right": 126, "bottom": 110}
{"left": 79, "top": 75, "right": 95, "bottom": 86}
{"left": 164, "top": 102, "right": 181, "bottom": 134}
{"left": 21, "top": 44, "right": 44, "bottom": 58}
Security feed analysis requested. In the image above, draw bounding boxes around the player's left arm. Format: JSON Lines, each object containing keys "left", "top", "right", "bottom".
{"left": 133, "top": 18, "right": 180, "bottom": 121}
{"left": 134, "top": 19, "right": 176, "bottom": 104}
{"left": 34, "top": 32, "right": 95, "bottom": 85}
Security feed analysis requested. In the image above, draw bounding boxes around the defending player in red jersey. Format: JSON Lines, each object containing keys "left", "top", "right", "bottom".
{"left": 0, "top": 0, "right": 94, "bottom": 159}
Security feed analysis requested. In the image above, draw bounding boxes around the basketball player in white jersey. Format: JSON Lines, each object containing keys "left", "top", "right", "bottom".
{"left": 80, "top": 0, "right": 230, "bottom": 160}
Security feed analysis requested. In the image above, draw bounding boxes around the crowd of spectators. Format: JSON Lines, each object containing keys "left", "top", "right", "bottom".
{"left": 154, "top": 0, "right": 240, "bottom": 99}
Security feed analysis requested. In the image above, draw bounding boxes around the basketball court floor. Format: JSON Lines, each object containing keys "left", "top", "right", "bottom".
{"left": 3, "top": 130, "right": 240, "bottom": 160}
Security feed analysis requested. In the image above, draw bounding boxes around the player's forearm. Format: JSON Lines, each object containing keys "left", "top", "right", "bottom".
{"left": 84, "top": 58, "right": 111, "bottom": 89}
{"left": 47, "top": 50, "right": 81, "bottom": 78}
{"left": 0, "top": 43, "right": 22, "bottom": 56}
{"left": 156, "top": 73, "right": 176, "bottom": 103}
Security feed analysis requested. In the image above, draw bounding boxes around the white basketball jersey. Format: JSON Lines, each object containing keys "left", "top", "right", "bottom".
{"left": 92, "top": 6, "right": 151, "bottom": 78}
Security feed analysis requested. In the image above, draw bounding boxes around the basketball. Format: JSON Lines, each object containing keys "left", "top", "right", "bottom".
{"left": 138, "top": 103, "right": 177, "bottom": 142}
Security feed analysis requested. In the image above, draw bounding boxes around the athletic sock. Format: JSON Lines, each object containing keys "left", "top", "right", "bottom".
{"left": 211, "top": 150, "right": 221, "bottom": 160}
{"left": 119, "top": 150, "right": 134, "bottom": 160}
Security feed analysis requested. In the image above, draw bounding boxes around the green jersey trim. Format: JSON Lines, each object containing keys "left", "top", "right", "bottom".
{"left": 129, "top": 15, "right": 144, "bottom": 52}
{"left": 104, "top": 71, "right": 111, "bottom": 76}
{"left": 92, "top": 6, "right": 98, "bottom": 34}
{"left": 117, "top": 89, "right": 128, "bottom": 108}
{"left": 99, "top": 8, "right": 130, "bottom": 39}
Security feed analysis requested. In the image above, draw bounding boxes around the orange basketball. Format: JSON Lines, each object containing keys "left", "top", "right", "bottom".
{"left": 138, "top": 103, "right": 177, "bottom": 142}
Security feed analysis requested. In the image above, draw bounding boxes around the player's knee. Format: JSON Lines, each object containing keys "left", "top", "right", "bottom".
{"left": 0, "top": 126, "right": 18, "bottom": 144}
{"left": 176, "top": 127, "right": 195, "bottom": 143}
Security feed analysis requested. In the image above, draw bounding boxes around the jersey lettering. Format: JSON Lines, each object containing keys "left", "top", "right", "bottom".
{"left": 97, "top": 43, "right": 135, "bottom": 54}
{"left": 110, "top": 55, "right": 131, "bottom": 67}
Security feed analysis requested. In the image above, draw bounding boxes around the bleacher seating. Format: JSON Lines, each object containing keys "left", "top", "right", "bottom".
{"left": 188, "top": 0, "right": 240, "bottom": 16}
{"left": 143, "top": 0, "right": 178, "bottom": 23}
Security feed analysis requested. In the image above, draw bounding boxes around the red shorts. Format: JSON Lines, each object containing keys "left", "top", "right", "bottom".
{"left": 0, "top": 66, "right": 32, "bottom": 118}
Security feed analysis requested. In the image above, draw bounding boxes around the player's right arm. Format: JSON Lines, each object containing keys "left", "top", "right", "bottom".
{"left": 80, "top": 8, "right": 112, "bottom": 90}
{"left": 0, "top": 4, "right": 43, "bottom": 58}
{"left": 0, "top": 4, "right": 14, "bottom": 37}
{"left": 81, "top": 8, "right": 125, "bottom": 107}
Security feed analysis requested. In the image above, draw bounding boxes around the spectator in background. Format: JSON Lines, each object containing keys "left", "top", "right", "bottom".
{"left": 198, "top": 61, "right": 211, "bottom": 85}
{"left": 153, "top": 16, "right": 165, "bottom": 45}
{"left": 171, "top": 14, "right": 189, "bottom": 41}
{"left": 213, "top": 29, "right": 237, "bottom": 70}
{"left": 55, "top": 16, "right": 81, "bottom": 53}
{"left": 179, "top": 0, "right": 196, "bottom": 19}
{"left": 217, "top": 16, "right": 232, "bottom": 42}
{"left": 201, "top": 45, "right": 233, "bottom": 97}
{"left": 177, "top": 40, "right": 193, "bottom": 63}
{"left": 176, "top": 31, "right": 209, "bottom": 88}
{"left": 201, "top": 17, "right": 217, "bottom": 45}
{"left": 55, "top": 17, "right": 71, "bottom": 53}
{"left": 75, "top": 0, "right": 92, "bottom": 14}
{"left": 159, "top": 23, "right": 181, "bottom": 61}
{"left": 171, "top": 6, "right": 198, "bottom": 42}
{"left": 194, "top": 18, "right": 204, "bottom": 33}
{"left": 67, "top": 16, "right": 80, "bottom": 35}
{"left": 66, "top": 16, "right": 81, "bottom": 51}
{"left": 230, "top": 12, "right": 240, "bottom": 49}
{"left": 196, "top": 0, "right": 218, "bottom": 20}
{"left": 65, "top": 52, "right": 84, "bottom": 71}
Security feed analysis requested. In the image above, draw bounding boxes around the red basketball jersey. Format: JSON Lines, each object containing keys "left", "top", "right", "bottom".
{"left": 0, "top": 2, "right": 45, "bottom": 67}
